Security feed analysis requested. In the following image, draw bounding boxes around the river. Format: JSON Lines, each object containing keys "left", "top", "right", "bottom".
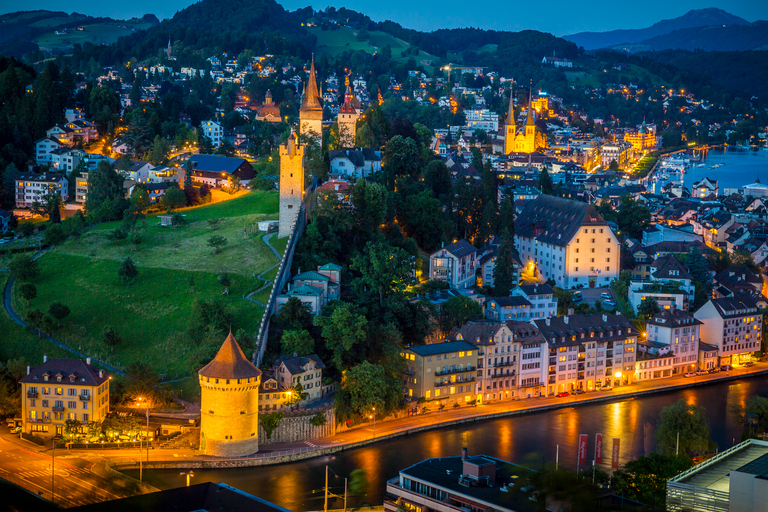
{"left": 130, "top": 377, "right": 768, "bottom": 511}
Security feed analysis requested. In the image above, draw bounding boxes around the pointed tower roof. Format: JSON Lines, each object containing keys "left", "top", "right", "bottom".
{"left": 301, "top": 56, "right": 322, "bottom": 111}
{"left": 198, "top": 333, "right": 261, "bottom": 380}
{"left": 525, "top": 83, "right": 535, "bottom": 127}
{"left": 505, "top": 83, "right": 516, "bottom": 127}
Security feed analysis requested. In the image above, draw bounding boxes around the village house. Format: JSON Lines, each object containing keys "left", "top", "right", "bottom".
{"left": 628, "top": 254, "right": 695, "bottom": 313}
{"left": 328, "top": 148, "right": 382, "bottom": 178}
{"left": 273, "top": 354, "right": 326, "bottom": 402}
{"left": 15, "top": 174, "right": 69, "bottom": 208}
{"left": 644, "top": 309, "right": 702, "bottom": 377}
{"left": 189, "top": 154, "right": 256, "bottom": 187}
{"left": 201, "top": 120, "right": 224, "bottom": 147}
{"left": 275, "top": 263, "right": 342, "bottom": 315}
{"left": 429, "top": 240, "right": 478, "bottom": 289}
{"left": 34, "top": 137, "right": 64, "bottom": 165}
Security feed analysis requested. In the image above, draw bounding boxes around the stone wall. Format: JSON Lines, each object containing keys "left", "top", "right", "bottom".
{"left": 259, "top": 406, "right": 335, "bottom": 444}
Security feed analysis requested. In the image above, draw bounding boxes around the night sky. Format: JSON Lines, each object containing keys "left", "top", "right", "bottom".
{"left": 3, "top": 0, "right": 767, "bottom": 35}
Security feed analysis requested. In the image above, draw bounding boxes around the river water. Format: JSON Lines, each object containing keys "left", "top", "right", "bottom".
{"left": 132, "top": 377, "right": 768, "bottom": 510}
{"left": 651, "top": 147, "right": 768, "bottom": 193}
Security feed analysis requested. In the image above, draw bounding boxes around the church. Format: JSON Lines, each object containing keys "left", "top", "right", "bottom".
{"left": 504, "top": 87, "right": 548, "bottom": 155}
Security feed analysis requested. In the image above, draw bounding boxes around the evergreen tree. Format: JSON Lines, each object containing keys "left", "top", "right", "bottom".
{"left": 492, "top": 230, "right": 517, "bottom": 296}
{"left": 538, "top": 168, "right": 554, "bottom": 195}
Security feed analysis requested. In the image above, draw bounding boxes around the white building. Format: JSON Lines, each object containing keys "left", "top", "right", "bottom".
{"left": 693, "top": 295, "right": 762, "bottom": 367}
{"left": 430, "top": 240, "right": 478, "bottom": 289}
{"left": 328, "top": 148, "right": 381, "bottom": 178}
{"left": 15, "top": 174, "right": 69, "bottom": 208}
{"left": 35, "top": 137, "right": 64, "bottom": 165}
{"left": 628, "top": 254, "right": 696, "bottom": 313}
{"left": 644, "top": 308, "right": 702, "bottom": 376}
{"left": 511, "top": 284, "right": 558, "bottom": 320}
{"left": 464, "top": 109, "right": 499, "bottom": 133}
{"left": 515, "top": 195, "right": 620, "bottom": 289}
{"left": 49, "top": 148, "right": 85, "bottom": 174}
{"left": 201, "top": 120, "right": 224, "bottom": 148}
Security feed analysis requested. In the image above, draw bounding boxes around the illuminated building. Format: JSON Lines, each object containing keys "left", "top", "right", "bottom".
{"left": 693, "top": 295, "right": 762, "bottom": 367}
{"left": 278, "top": 131, "right": 305, "bottom": 239}
{"left": 504, "top": 86, "right": 548, "bottom": 155}
{"left": 337, "top": 75, "right": 359, "bottom": 147}
{"left": 255, "top": 90, "right": 281, "bottom": 123}
{"left": 299, "top": 58, "right": 323, "bottom": 144}
{"left": 623, "top": 121, "right": 658, "bottom": 151}
{"left": 402, "top": 341, "right": 478, "bottom": 402}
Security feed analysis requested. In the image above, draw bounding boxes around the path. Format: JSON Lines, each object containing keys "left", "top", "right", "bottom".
{"left": 245, "top": 232, "right": 281, "bottom": 307}
{"left": 2, "top": 247, "right": 124, "bottom": 376}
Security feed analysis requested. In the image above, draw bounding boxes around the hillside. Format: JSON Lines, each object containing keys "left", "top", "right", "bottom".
{"left": 627, "top": 21, "right": 768, "bottom": 52}
{"left": 564, "top": 8, "right": 748, "bottom": 50}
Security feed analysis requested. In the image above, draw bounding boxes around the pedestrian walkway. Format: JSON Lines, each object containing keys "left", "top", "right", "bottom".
{"left": 245, "top": 232, "right": 281, "bottom": 307}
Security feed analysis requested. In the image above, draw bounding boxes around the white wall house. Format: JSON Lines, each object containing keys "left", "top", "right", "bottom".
{"left": 430, "top": 240, "right": 477, "bottom": 289}
{"left": 644, "top": 309, "right": 702, "bottom": 376}
{"left": 15, "top": 174, "right": 69, "bottom": 208}
{"left": 328, "top": 148, "right": 381, "bottom": 178}
{"left": 201, "top": 120, "right": 223, "bottom": 148}
{"left": 694, "top": 295, "right": 762, "bottom": 367}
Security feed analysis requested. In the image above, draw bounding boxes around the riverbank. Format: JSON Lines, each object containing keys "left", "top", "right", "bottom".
{"left": 105, "top": 365, "right": 768, "bottom": 471}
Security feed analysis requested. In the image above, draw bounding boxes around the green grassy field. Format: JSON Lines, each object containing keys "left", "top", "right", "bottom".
{"left": 34, "top": 20, "right": 154, "bottom": 52}
{"left": 10, "top": 191, "right": 281, "bottom": 377}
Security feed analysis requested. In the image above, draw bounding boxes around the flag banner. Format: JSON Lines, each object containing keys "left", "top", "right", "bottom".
{"left": 578, "top": 434, "right": 588, "bottom": 467}
{"left": 595, "top": 433, "right": 603, "bottom": 464}
{"left": 612, "top": 438, "right": 620, "bottom": 469}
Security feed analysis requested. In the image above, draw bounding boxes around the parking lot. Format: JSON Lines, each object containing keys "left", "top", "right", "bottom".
{"left": 573, "top": 286, "right": 617, "bottom": 310}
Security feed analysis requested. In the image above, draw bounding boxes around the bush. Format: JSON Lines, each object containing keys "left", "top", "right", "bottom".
{"left": 43, "top": 223, "right": 66, "bottom": 245}
{"left": 9, "top": 254, "right": 40, "bottom": 281}
{"left": 118, "top": 257, "right": 138, "bottom": 282}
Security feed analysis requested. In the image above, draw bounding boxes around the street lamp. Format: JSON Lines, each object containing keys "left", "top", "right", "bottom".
{"left": 137, "top": 397, "right": 150, "bottom": 483}
{"left": 370, "top": 407, "right": 376, "bottom": 438}
{"left": 180, "top": 470, "right": 195, "bottom": 487}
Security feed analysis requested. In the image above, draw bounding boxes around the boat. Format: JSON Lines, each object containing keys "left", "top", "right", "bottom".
{"left": 696, "top": 163, "right": 705, "bottom": 168}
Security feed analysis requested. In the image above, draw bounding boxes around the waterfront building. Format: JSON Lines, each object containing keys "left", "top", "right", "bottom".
{"left": 402, "top": 341, "right": 478, "bottom": 403}
{"left": 278, "top": 131, "right": 305, "bottom": 239}
{"left": 693, "top": 295, "right": 762, "bottom": 367}
{"left": 19, "top": 356, "right": 109, "bottom": 438}
{"left": 429, "top": 240, "right": 478, "bottom": 289}
{"left": 511, "top": 284, "right": 558, "bottom": 319}
{"left": 600, "top": 141, "right": 633, "bottom": 169}
{"left": 692, "top": 177, "right": 718, "bottom": 198}
{"left": 508, "top": 320, "right": 548, "bottom": 399}
{"left": 643, "top": 309, "right": 702, "bottom": 377}
{"left": 384, "top": 448, "right": 539, "bottom": 512}
{"left": 273, "top": 354, "right": 326, "bottom": 402}
{"left": 515, "top": 195, "right": 620, "bottom": 289}
{"left": 198, "top": 333, "right": 262, "bottom": 456}
{"left": 533, "top": 313, "right": 638, "bottom": 393}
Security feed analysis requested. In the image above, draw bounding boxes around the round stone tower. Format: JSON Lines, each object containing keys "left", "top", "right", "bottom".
{"left": 198, "top": 333, "right": 262, "bottom": 456}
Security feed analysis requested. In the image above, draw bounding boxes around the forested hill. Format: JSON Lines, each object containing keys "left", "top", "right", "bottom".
{"left": 636, "top": 21, "right": 768, "bottom": 52}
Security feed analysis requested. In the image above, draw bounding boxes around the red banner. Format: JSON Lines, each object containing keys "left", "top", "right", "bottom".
{"left": 595, "top": 434, "right": 603, "bottom": 464}
{"left": 612, "top": 438, "right": 620, "bottom": 470}
{"left": 578, "top": 434, "right": 588, "bottom": 467}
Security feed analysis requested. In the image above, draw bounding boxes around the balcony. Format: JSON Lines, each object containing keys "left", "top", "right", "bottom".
{"left": 434, "top": 376, "right": 475, "bottom": 387}
{"left": 435, "top": 365, "right": 475, "bottom": 376}
{"left": 27, "top": 392, "right": 38, "bottom": 399}
{"left": 52, "top": 406, "right": 65, "bottom": 412}
{"left": 79, "top": 395, "right": 90, "bottom": 401}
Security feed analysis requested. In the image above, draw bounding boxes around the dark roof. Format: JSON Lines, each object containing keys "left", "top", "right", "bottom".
{"left": 715, "top": 265, "right": 762, "bottom": 286}
{"left": 274, "top": 354, "right": 326, "bottom": 374}
{"left": 190, "top": 155, "right": 248, "bottom": 174}
{"left": 646, "top": 309, "right": 702, "bottom": 328}
{"left": 708, "top": 295, "right": 760, "bottom": 319}
{"left": 736, "top": 452, "right": 768, "bottom": 476}
{"left": 329, "top": 149, "right": 365, "bottom": 167}
{"left": 198, "top": 334, "right": 261, "bottom": 380}
{"left": 517, "top": 283, "right": 555, "bottom": 296}
{"left": 533, "top": 313, "right": 638, "bottom": 347}
{"left": 447, "top": 321, "right": 506, "bottom": 346}
{"left": 145, "top": 182, "right": 170, "bottom": 192}
{"left": 488, "top": 296, "right": 531, "bottom": 307}
{"left": 650, "top": 254, "right": 692, "bottom": 281}
{"left": 504, "top": 320, "right": 547, "bottom": 345}
{"left": 515, "top": 195, "right": 608, "bottom": 247}
{"left": 71, "top": 482, "right": 295, "bottom": 512}
{"left": 440, "top": 239, "right": 477, "bottom": 258}
{"left": 293, "top": 270, "right": 329, "bottom": 282}
{"left": 407, "top": 341, "right": 477, "bottom": 356}
{"left": 699, "top": 341, "right": 719, "bottom": 352}
{"left": 19, "top": 358, "right": 110, "bottom": 386}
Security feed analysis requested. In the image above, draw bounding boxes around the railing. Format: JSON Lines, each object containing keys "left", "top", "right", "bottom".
{"left": 434, "top": 377, "right": 475, "bottom": 387}
{"left": 52, "top": 406, "right": 65, "bottom": 412}
{"left": 105, "top": 445, "right": 320, "bottom": 467}
{"left": 435, "top": 366, "right": 475, "bottom": 376}
{"left": 27, "top": 392, "right": 38, "bottom": 399}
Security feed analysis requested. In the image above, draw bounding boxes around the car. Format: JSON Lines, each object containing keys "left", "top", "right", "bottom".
{"left": 696, "top": 370, "right": 708, "bottom": 376}
{"left": 600, "top": 292, "right": 612, "bottom": 300}
{"left": 572, "top": 291, "right": 583, "bottom": 303}
{"left": 721, "top": 365, "right": 733, "bottom": 372}
{"left": 9, "top": 426, "right": 20, "bottom": 434}
{"left": 600, "top": 386, "right": 613, "bottom": 391}
{"left": 743, "top": 361, "right": 755, "bottom": 367}
{"left": 572, "top": 389, "right": 585, "bottom": 395}
{"left": 603, "top": 299, "right": 617, "bottom": 307}
{"left": 556, "top": 392, "right": 570, "bottom": 398}
{"left": 684, "top": 372, "right": 696, "bottom": 378}
{"left": 708, "top": 367, "right": 720, "bottom": 374}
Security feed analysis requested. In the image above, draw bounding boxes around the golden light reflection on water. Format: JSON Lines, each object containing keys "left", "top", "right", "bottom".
{"left": 497, "top": 422, "right": 512, "bottom": 459}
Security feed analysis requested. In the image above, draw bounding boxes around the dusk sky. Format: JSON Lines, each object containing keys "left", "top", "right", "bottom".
{"left": 3, "top": 0, "right": 767, "bottom": 35}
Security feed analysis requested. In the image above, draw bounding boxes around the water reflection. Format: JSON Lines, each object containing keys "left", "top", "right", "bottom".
{"left": 134, "top": 379, "right": 768, "bottom": 510}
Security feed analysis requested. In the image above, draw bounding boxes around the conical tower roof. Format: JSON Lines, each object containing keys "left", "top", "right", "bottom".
{"left": 199, "top": 333, "right": 261, "bottom": 380}
{"left": 301, "top": 57, "right": 322, "bottom": 111}
{"left": 525, "top": 84, "right": 535, "bottom": 127}
{"left": 505, "top": 84, "right": 515, "bottom": 127}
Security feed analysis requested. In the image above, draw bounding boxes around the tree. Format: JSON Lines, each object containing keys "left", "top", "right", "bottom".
{"left": 161, "top": 185, "right": 187, "bottom": 210}
{"left": 538, "top": 168, "right": 554, "bottom": 195}
{"left": 171, "top": 213, "right": 186, "bottom": 228}
{"left": 17, "top": 222, "right": 35, "bottom": 237}
{"left": 611, "top": 453, "right": 693, "bottom": 507}
{"left": 656, "top": 399, "right": 713, "bottom": 456}
{"left": 276, "top": 297, "right": 313, "bottom": 332}
{"left": 438, "top": 295, "right": 483, "bottom": 335}
{"left": 207, "top": 218, "right": 221, "bottom": 231}
{"left": 18, "top": 282, "right": 36, "bottom": 304}
{"left": 86, "top": 161, "right": 129, "bottom": 222}
{"left": 350, "top": 179, "right": 387, "bottom": 239}
{"left": 403, "top": 191, "right": 448, "bottom": 252}
{"left": 31, "top": 188, "right": 62, "bottom": 222}
{"left": 349, "top": 469, "right": 370, "bottom": 506}
{"left": 281, "top": 329, "right": 315, "bottom": 356}
{"left": 190, "top": 298, "right": 233, "bottom": 334}
{"left": 118, "top": 257, "right": 138, "bottom": 283}
{"left": 207, "top": 235, "right": 228, "bottom": 254}
{"left": 608, "top": 159, "right": 620, "bottom": 171}
{"left": 260, "top": 411, "right": 284, "bottom": 439}
{"left": 103, "top": 326, "right": 122, "bottom": 347}
{"left": 637, "top": 297, "right": 660, "bottom": 320}
{"left": 26, "top": 309, "right": 45, "bottom": 334}
{"left": 383, "top": 135, "right": 419, "bottom": 186}
{"left": 493, "top": 233, "right": 517, "bottom": 296}
{"left": 43, "top": 223, "right": 66, "bottom": 245}
{"left": 350, "top": 241, "right": 416, "bottom": 307}
{"left": 9, "top": 255, "right": 39, "bottom": 281}
{"left": 730, "top": 394, "right": 768, "bottom": 438}
{"left": 315, "top": 302, "right": 368, "bottom": 369}
{"left": 345, "top": 361, "right": 387, "bottom": 415}
{"left": 48, "top": 302, "right": 70, "bottom": 327}
{"left": 424, "top": 160, "right": 452, "bottom": 200}
{"left": 286, "top": 382, "right": 309, "bottom": 407}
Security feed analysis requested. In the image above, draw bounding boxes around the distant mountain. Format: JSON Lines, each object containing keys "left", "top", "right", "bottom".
{"left": 632, "top": 21, "right": 768, "bottom": 52}
{"left": 564, "top": 8, "right": 748, "bottom": 50}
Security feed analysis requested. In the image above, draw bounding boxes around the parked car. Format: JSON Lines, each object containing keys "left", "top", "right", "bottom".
{"left": 708, "top": 367, "right": 720, "bottom": 374}
{"left": 603, "top": 299, "right": 617, "bottom": 308}
{"left": 600, "top": 385, "right": 613, "bottom": 391}
{"left": 743, "top": 361, "right": 755, "bottom": 367}
{"left": 572, "top": 291, "right": 583, "bottom": 303}
{"left": 684, "top": 372, "right": 696, "bottom": 378}
{"left": 721, "top": 365, "right": 733, "bottom": 372}
{"left": 696, "top": 369, "right": 708, "bottom": 376}
{"left": 573, "top": 389, "right": 586, "bottom": 394}
{"left": 600, "top": 292, "right": 612, "bottom": 300}
{"left": 556, "top": 392, "right": 570, "bottom": 398}
{"left": 9, "top": 426, "right": 20, "bottom": 434}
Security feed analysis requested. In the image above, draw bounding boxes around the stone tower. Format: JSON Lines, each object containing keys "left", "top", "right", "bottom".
{"left": 278, "top": 130, "right": 305, "bottom": 239}
{"left": 198, "top": 333, "right": 262, "bottom": 457}
{"left": 504, "top": 84, "right": 516, "bottom": 155}
{"left": 337, "top": 75, "right": 357, "bottom": 148}
{"left": 524, "top": 85, "right": 536, "bottom": 143}
{"left": 299, "top": 57, "right": 323, "bottom": 145}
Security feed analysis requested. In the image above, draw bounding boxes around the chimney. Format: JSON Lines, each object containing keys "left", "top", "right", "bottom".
{"left": 86, "top": 357, "right": 91, "bottom": 365}
{"left": 26, "top": 365, "right": 30, "bottom": 375}
{"left": 43, "top": 354, "right": 48, "bottom": 363}
{"left": 545, "top": 318, "right": 550, "bottom": 326}
{"left": 99, "top": 370, "right": 103, "bottom": 378}
{"left": 602, "top": 314, "right": 608, "bottom": 322}
{"left": 567, "top": 308, "right": 574, "bottom": 316}
{"left": 462, "top": 447, "right": 468, "bottom": 460}
{"left": 293, "top": 352, "right": 298, "bottom": 358}
{"left": 564, "top": 316, "right": 569, "bottom": 324}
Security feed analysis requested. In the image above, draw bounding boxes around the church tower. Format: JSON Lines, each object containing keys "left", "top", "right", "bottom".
{"left": 278, "top": 130, "right": 305, "bottom": 239}
{"left": 504, "top": 84, "right": 516, "bottom": 155}
{"left": 299, "top": 57, "right": 323, "bottom": 145}
{"left": 337, "top": 74, "right": 357, "bottom": 148}
{"left": 198, "top": 333, "right": 262, "bottom": 456}
{"left": 524, "top": 85, "right": 536, "bottom": 142}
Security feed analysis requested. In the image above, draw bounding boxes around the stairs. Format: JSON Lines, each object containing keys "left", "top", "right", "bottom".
{"left": 158, "top": 427, "right": 200, "bottom": 450}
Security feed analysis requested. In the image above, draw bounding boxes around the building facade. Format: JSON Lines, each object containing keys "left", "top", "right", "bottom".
{"left": 278, "top": 131, "right": 305, "bottom": 238}
{"left": 402, "top": 341, "right": 478, "bottom": 403}
{"left": 19, "top": 356, "right": 110, "bottom": 438}
{"left": 645, "top": 309, "right": 702, "bottom": 375}
{"left": 15, "top": 174, "right": 69, "bottom": 208}
{"left": 429, "top": 240, "right": 478, "bottom": 289}
{"left": 201, "top": 120, "right": 223, "bottom": 147}
{"left": 299, "top": 59, "right": 323, "bottom": 144}
{"left": 693, "top": 295, "right": 762, "bottom": 367}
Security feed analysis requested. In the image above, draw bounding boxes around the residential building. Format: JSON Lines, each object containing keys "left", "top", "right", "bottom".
{"left": 328, "top": 148, "right": 381, "bottom": 178}
{"left": 644, "top": 309, "right": 702, "bottom": 376}
{"left": 475, "top": 236, "right": 520, "bottom": 289}
{"left": 275, "top": 263, "right": 341, "bottom": 315}
{"left": 117, "top": 160, "right": 155, "bottom": 183}
{"left": 542, "top": 55, "right": 573, "bottom": 67}
{"left": 485, "top": 296, "right": 532, "bottom": 321}
{"left": 633, "top": 341, "right": 676, "bottom": 382}
{"left": 694, "top": 295, "right": 762, "bottom": 367}
{"left": 600, "top": 142, "right": 633, "bottom": 169}
{"left": 146, "top": 182, "right": 170, "bottom": 202}
{"left": 628, "top": 255, "right": 695, "bottom": 313}
{"left": 273, "top": 354, "right": 326, "bottom": 402}
{"left": 15, "top": 174, "right": 69, "bottom": 208}
{"left": 189, "top": 155, "right": 256, "bottom": 187}
{"left": 464, "top": 108, "right": 499, "bottom": 132}
{"left": 402, "top": 341, "right": 477, "bottom": 403}
{"left": 384, "top": 449, "right": 539, "bottom": 512}
{"left": 19, "top": 356, "right": 110, "bottom": 438}
{"left": 533, "top": 313, "right": 638, "bottom": 394}
{"left": 509, "top": 320, "right": 548, "bottom": 399}
{"left": 75, "top": 173, "right": 89, "bottom": 203}
{"left": 430, "top": 240, "right": 478, "bottom": 289}
{"left": 49, "top": 148, "right": 84, "bottom": 174}
{"left": 698, "top": 341, "right": 720, "bottom": 371}
{"left": 201, "top": 120, "right": 223, "bottom": 147}
{"left": 35, "top": 137, "right": 63, "bottom": 165}
{"left": 511, "top": 284, "right": 558, "bottom": 319}
{"left": 692, "top": 178, "right": 718, "bottom": 199}
{"left": 258, "top": 375, "right": 291, "bottom": 411}
{"left": 515, "top": 195, "right": 620, "bottom": 288}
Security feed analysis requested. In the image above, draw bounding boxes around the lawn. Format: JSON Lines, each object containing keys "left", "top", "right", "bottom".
{"left": 9, "top": 191, "right": 282, "bottom": 377}
{"left": 34, "top": 20, "right": 155, "bottom": 52}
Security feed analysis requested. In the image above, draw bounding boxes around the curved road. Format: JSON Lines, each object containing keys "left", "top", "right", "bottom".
{"left": 2, "top": 247, "right": 124, "bottom": 375}
{"left": 245, "top": 232, "right": 282, "bottom": 307}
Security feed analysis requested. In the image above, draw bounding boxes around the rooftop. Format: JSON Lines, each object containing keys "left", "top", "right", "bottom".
{"left": 19, "top": 358, "right": 109, "bottom": 387}
{"left": 407, "top": 341, "right": 477, "bottom": 357}
{"left": 671, "top": 439, "right": 768, "bottom": 494}
{"left": 515, "top": 195, "right": 608, "bottom": 247}
{"left": 198, "top": 333, "right": 261, "bottom": 380}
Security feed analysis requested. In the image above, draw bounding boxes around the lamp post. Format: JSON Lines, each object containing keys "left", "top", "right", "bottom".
{"left": 51, "top": 438, "right": 55, "bottom": 504}
{"left": 325, "top": 466, "right": 347, "bottom": 512}
{"left": 180, "top": 471, "right": 195, "bottom": 487}
{"left": 137, "top": 397, "right": 150, "bottom": 483}
{"left": 369, "top": 407, "right": 376, "bottom": 439}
